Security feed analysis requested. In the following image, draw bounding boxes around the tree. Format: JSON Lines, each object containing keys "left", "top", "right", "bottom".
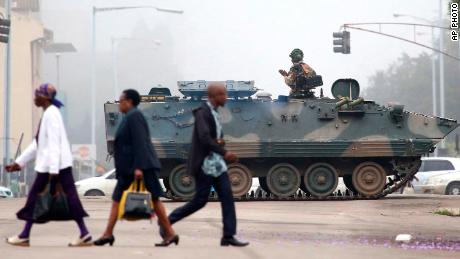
{"left": 365, "top": 53, "right": 433, "bottom": 114}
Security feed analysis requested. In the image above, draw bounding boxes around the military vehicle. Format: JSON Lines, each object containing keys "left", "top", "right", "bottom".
{"left": 104, "top": 78, "right": 459, "bottom": 201}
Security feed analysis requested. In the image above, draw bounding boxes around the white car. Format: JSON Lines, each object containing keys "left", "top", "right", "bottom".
{"left": 0, "top": 186, "right": 13, "bottom": 198}
{"left": 75, "top": 169, "right": 168, "bottom": 197}
{"left": 421, "top": 172, "right": 460, "bottom": 195}
{"left": 412, "top": 157, "right": 460, "bottom": 195}
{"left": 75, "top": 169, "right": 117, "bottom": 197}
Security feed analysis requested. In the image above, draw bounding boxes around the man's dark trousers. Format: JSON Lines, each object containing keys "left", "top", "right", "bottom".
{"left": 168, "top": 170, "right": 237, "bottom": 237}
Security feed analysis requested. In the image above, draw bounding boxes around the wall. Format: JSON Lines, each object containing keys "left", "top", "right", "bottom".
{"left": 0, "top": 8, "right": 44, "bottom": 165}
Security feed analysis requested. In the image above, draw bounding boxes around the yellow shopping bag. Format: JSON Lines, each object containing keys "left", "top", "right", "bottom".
{"left": 118, "top": 179, "right": 154, "bottom": 221}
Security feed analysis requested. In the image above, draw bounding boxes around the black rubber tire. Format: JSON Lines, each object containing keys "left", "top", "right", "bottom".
{"left": 84, "top": 189, "right": 105, "bottom": 196}
{"left": 446, "top": 182, "right": 460, "bottom": 195}
{"left": 303, "top": 163, "right": 337, "bottom": 198}
{"left": 169, "top": 164, "right": 196, "bottom": 199}
{"left": 343, "top": 175, "right": 358, "bottom": 194}
{"left": 352, "top": 162, "right": 386, "bottom": 197}
{"left": 266, "top": 163, "right": 301, "bottom": 197}
{"left": 227, "top": 163, "right": 253, "bottom": 197}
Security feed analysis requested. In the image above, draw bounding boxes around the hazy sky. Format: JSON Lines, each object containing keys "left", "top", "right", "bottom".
{"left": 41, "top": 0, "right": 444, "bottom": 98}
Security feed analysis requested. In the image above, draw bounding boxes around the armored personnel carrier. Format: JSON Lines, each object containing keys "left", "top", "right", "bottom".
{"left": 104, "top": 78, "right": 459, "bottom": 201}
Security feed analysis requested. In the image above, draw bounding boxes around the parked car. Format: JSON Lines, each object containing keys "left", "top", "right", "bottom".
{"left": 420, "top": 172, "right": 460, "bottom": 195}
{"left": 0, "top": 186, "right": 13, "bottom": 198}
{"left": 412, "top": 157, "right": 460, "bottom": 195}
{"left": 76, "top": 169, "right": 169, "bottom": 197}
{"left": 75, "top": 169, "right": 117, "bottom": 197}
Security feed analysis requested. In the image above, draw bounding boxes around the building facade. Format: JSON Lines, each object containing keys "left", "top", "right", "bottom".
{"left": 0, "top": 3, "right": 47, "bottom": 192}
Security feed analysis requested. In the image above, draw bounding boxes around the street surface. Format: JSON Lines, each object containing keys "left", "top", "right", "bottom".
{"left": 1, "top": 194, "right": 460, "bottom": 259}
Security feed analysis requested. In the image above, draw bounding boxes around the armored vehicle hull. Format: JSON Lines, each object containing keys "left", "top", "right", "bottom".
{"left": 104, "top": 80, "right": 458, "bottom": 200}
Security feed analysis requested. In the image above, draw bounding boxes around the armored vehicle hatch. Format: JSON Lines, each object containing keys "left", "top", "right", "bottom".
{"left": 178, "top": 80, "right": 257, "bottom": 100}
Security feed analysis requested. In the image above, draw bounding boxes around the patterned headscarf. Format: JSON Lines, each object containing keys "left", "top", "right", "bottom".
{"left": 34, "top": 83, "right": 64, "bottom": 108}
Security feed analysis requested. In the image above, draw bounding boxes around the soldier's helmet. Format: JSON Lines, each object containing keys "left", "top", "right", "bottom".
{"left": 289, "top": 48, "right": 304, "bottom": 62}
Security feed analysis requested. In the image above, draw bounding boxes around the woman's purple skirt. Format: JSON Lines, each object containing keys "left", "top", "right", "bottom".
{"left": 17, "top": 167, "right": 88, "bottom": 223}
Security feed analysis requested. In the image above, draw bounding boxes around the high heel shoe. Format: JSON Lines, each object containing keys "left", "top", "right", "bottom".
{"left": 155, "top": 235, "right": 179, "bottom": 247}
{"left": 93, "top": 236, "right": 115, "bottom": 246}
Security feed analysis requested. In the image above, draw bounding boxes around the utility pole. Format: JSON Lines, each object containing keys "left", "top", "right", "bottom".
{"left": 44, "top": 42, "right": 77, "bottom": 125}
{"left": 90, "top": 5, "right": 183, "bottom": 176}
{"left": 111, "top": 37, "right": 119, "bottom": 101}
{"left": 56, "top": 53, "right": 60, "bottom": 89}
{"left": 91, "top": 7, "right": 97, "bottom": 176}
{"left": 431, "top": 28, "right": 437, "bottom": 118}
{"left": 2, "top": 0, "right": 12, "bottom": 186}
{"left": 439, "top": 0, "right": 446, "bottom": 151}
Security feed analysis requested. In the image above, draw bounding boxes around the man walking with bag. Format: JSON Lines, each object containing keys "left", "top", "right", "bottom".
{"left": 164, "top": 82, "right": 249, "bottom": 247}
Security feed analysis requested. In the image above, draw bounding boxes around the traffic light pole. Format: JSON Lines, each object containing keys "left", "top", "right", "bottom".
{"left": 2, "top": 0, "right": 11, "bottom": 186}
{"left": 341, "top": 23, "right": 460, "bottom": 61}
{"left": 337, "top": 19, "right": 459, "bottom": 156}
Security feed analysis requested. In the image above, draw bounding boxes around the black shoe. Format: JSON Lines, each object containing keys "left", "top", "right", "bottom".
{"left": 155, "top": 235, "right": 179, "bottom": 247}
{"left": 93, "top": 236, "right": 115, "bottom": 246}
{"left": 221, "top": 237, "right": 249, "bottom": 247}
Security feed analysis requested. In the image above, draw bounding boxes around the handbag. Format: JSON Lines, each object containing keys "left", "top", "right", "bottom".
{"left": 48, "top": 182, "right": 73, "bottom": 221}
{"left": 32, "top": 184, "right": 53, "bottom": 223}
{"left": 118, "top": 179, "right": 154, "bottom": 221}
{"left": 32, "top": 178, "right": 73, "bottom": 223}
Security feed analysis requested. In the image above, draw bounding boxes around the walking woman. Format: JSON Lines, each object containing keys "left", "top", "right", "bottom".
{"left": 4, "top": 83, "right": 92, "bottom": 247}
{"left": 93, "top": 89, "right": 178, "bottom": 247}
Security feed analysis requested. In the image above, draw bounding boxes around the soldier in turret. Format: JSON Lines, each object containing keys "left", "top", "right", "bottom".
{"left": 279, "top": 48, "right": 316, "bottom": 95}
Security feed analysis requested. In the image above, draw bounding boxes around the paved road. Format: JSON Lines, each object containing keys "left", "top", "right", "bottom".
{"left": 1, "top": 195, "right": 459, "bottom": 259}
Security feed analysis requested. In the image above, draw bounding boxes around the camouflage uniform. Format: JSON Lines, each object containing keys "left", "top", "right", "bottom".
{"left": 284, "top": 62, "right": 316, "bottom": 88}
{"left": 281, "top": 49, "right": 316, "bottom": 94}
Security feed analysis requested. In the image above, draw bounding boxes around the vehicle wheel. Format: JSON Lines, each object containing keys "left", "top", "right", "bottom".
{"left": 258, "top": 177, "right": 271, "bottom": 194}
{"left": 84, "top": 189, "right": 105, "bottom": 196}
{"left": 169, "top": 165, "right": 196, "bottom": 199}
{"left": 303, "top": 163, "right": 338, "bottom": 198}
{"left": 446, "top": 182, "right": 460, "bottom": 195}
{"left": 352, "top": 162, "right": 386, "bottom": 197}
{"left": 266, "top": 163, "right": 301, "bottom": 197}
{"left": 227, "top": 163, "right": 252, "bottom": 197}
{"left": 343, "top": 175, "right": 357, "bottom": 193}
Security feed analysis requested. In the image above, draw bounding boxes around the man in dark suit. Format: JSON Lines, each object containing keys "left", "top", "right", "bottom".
{"left": 94, "top": 89, "right": 178, "bottom": 247}
{"left": 165, "top": 83, "right": 249, "bottom": 247}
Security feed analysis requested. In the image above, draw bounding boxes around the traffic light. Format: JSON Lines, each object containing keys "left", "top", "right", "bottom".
{"left": 0, "top": 18, "right": 11, "bottom": 43}
{"left": 333, "top": 31, "right": 350, "bottom": 54}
